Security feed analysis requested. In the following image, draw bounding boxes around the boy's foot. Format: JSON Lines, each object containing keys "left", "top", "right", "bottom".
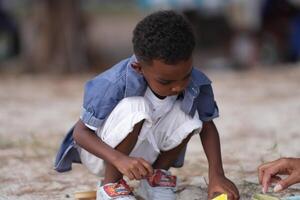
{"left": 97, "top": 179, "right": 136, "bottom": 200}
{"left": 137, "top": 169, "right": 177, "bottom": 200}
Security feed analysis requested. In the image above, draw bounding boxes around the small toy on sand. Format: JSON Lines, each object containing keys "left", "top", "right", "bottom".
{"left": 212, "top": 193, "right": 228, "bottom": 200}
{"left": 252, "top": 194, "right": 300, "bottom": 200}
{"left": 74, "top": 190, "right": 96, "bottom": 200}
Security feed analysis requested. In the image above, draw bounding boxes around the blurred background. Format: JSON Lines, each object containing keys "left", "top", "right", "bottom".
{"left": 0, "top": 1, "right": 300, "bottom": 199}
{"left": 0, "top": 0, "right": 300, "bottom": 72}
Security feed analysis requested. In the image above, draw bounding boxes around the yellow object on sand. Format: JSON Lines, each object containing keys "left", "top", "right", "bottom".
{"left": 74, "top": 190, "right": 96, "bottom": 200}
{"left": 212, "top": 194, "right": 228, "bottom": 200}
{"left": 252, "top": 194, "right": 280, "bottom": 200}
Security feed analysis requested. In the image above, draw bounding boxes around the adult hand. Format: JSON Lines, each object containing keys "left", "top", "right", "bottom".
{"left": 208, "top": 174, "right": 240, "bottom": 200}
{"left": 114, "top": 155, "right": 153, "bottom": 180}
{"left": 258, "top": 157, "right": 300, "bottom": 193}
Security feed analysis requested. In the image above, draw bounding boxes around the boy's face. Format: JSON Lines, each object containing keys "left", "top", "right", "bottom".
{"left": 132, "top": 58, "right": 192, "bottom": 97}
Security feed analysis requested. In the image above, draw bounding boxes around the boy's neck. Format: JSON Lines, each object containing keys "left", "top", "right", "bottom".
{"left": 149, "top": 87, "right": 166, "bottom": 99}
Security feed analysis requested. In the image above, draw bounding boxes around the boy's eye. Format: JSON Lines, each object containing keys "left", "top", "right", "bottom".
{"left": 158, "top": 80, "right": 172, "bottom": 85}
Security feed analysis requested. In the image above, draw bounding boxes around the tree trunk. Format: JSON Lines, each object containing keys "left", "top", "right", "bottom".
{"left": 22, "top": 0, "right": 88, "bottom": 73}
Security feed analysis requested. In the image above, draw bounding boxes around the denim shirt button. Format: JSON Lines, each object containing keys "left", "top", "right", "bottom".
{"left": 192, "top": 87, "right": 198, "bottom": 96}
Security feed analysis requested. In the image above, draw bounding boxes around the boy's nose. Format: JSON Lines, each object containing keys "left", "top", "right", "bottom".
{"left": 171, "top": 85, "right": 184, "bottom": 93}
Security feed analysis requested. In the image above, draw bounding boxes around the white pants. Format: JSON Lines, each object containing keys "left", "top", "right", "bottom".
{"left": 77, "top": 97, "right": 202, "bottom": 176}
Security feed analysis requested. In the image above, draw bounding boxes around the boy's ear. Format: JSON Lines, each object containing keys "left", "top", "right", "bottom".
{"left": 131, "top": 62, "right": 143, "bottom": 74}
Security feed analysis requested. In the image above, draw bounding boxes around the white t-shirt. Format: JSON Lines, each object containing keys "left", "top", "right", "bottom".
{"left": 144, "top": 87, "right": 178, "bottom": 123}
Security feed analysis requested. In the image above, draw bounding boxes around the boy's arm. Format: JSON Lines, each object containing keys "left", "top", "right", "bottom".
{"left": 200, "top": 121, "right": 239, "bottom": 200}
{"left": 73, "top": 119, "right": 153, "bottom": 180}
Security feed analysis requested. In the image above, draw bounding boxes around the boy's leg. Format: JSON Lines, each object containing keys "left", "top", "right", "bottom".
{"left": 136, "top": 133, "right": 194, "bottom": 200}
{"left": 153, "top": 132, "right": 193, "bottom": 170}
{"left": 78, "top": 97, "right": 152, "bottom": 180}
{"left": 103, "top": 120, "right": 144, "bottom": 184}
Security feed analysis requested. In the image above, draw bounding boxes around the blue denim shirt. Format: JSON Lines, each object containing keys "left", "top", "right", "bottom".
{"left": 54, "top": 55, "right": 219, "bottom": 172}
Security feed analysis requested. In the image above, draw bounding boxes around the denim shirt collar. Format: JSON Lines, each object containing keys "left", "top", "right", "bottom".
{"left": 124, "top": 55, "right": 211, "bottom": 115}
{"left": 124, "top": 55, "right": 147, "bottom": 97}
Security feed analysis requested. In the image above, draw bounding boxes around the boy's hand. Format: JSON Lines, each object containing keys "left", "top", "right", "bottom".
{"left": 208, "top": 174, "right": 239, "bottom": 200}
{"left": 114, "top": 155, "right": 153, "bottom": 180}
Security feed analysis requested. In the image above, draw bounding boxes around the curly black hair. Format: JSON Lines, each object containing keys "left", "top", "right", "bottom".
{"left": 132, "top": 10, "right": 195, "bottom": 65}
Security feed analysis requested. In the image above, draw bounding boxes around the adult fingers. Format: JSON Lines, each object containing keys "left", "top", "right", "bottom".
{"left": 258, "top": 160, "right": 279, "bottom": 184}
{"left": 261, "top": 171, "right": 272, "bottom": 193}
{"left": 262, "top": 176, "right": 282, "bottom": 194}
{"left": 261, "top": 164, "right": 283, "bottom": 193}
{"left": 275, "top": 173, "right": 300, "bottom": 192}
{"left": 270, "top": 175, "right": 282, "bottom": 184}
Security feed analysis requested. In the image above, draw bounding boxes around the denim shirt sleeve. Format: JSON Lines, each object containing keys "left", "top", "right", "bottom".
{"left": 80, "top": 77, "right": 123, "bottom": 129}
{"left": 196, "top": 84, "right": 219, "bottom": 122}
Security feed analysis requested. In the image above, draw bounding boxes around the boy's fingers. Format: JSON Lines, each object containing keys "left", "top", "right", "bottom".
{"left": 225, "top": 187, "right": 239, "bottom": 200}
{"left": 230, "top": 188, "right": 240, "bottom": 200}
{"left": 139, "top": 158, "right": 153, "bottom": 175}
{"left": 208, "top": 190, "right": 223, "bottom": 199}
{"left": 225, "top": 180, "right": 239, "bottom": 199}
{"left": 131, "top": 167, "right": 142, "bottom": 180}
{"left": 227, "top": 192, "right": 234, "bottom": 200}
{"left": 208, "top": 192, "right": 218, "bottom": 199}
{"left": 135, "top": 162, "right": 148, "bottom": 177}
{"left": 231, "top": 190, "right": 240, "bottom": 200}
{"left": 125, "top": 171, "right": 134, "bottom": 180}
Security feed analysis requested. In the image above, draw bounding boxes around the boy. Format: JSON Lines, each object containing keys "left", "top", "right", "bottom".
{"left": 55, "top": 10, "right": 239, "bottom": 200}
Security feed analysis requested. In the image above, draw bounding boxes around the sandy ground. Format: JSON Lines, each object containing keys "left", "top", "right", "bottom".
{"left": 0, "top": 66, "right": 300, "bottom": 200}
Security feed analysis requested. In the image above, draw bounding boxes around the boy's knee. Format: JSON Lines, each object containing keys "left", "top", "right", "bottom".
{"left": 97, "top": 97, "right": 151, "bottom": 149}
